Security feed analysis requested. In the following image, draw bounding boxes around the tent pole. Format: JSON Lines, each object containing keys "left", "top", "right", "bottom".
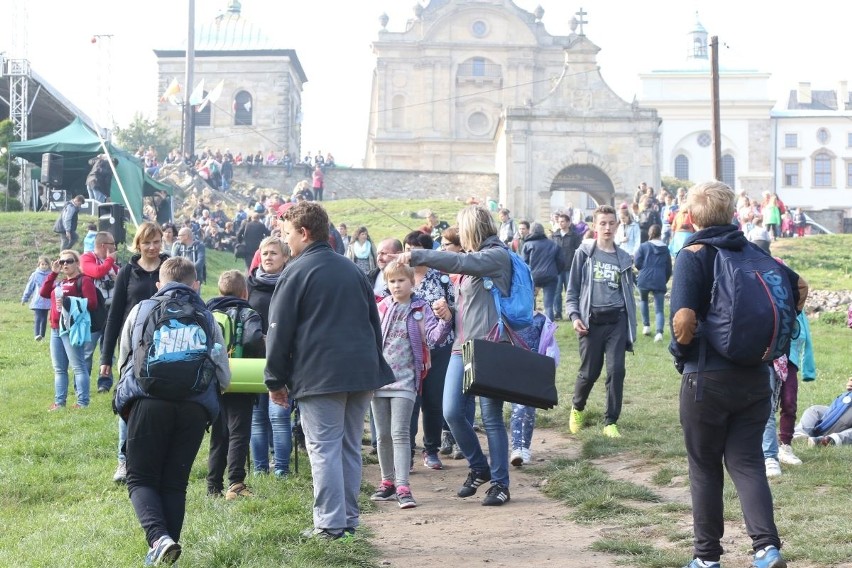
{"left": 93, "top": 124, "right": 139, "bottom": 228}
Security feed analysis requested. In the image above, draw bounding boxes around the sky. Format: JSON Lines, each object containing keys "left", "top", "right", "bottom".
{"left": 5, "top": 0, "right": 852, "bottom": 166}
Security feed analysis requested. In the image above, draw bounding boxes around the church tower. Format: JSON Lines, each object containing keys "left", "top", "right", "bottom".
{"left": 688, "top": 12, "right": 708, "bottom": 61}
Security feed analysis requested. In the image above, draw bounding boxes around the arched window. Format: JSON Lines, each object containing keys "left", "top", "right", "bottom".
{"left": 234, "top": 91, "right": 252, "bottom": 126}
{"left": 674, "top": 154, "right": 689, "bottom": 181}
{"left": 722, "top": 155, "right": 736, "bottom": 188}
{"left": 813, "top": 152, "right": 832, "bottom": 187}
{"left": 195, "top": 91, "right": 211, "bottom": 127}
{"left": 391, "top": 95, "right": 405, "bottom": 129}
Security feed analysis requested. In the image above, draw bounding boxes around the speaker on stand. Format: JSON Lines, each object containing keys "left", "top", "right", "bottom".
{"left": 40, "top": 153, "right": 64, "bottom": 187}
{"left": 98, "top": 203, "right": 126, "bottom": 245}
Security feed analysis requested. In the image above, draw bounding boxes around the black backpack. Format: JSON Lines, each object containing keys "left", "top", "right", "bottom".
{"left": 132, "top": 295, "right": 216, "bottom": 400}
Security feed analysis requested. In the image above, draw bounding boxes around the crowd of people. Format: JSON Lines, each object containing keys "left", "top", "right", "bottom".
{"left": 32, "top": 178, "right": 851, "bottom": 568}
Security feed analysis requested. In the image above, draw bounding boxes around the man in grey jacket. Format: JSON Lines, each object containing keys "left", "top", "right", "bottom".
{"left": 265, "top": 201, "right": 394, "bottom": 539}
{"left": 565, "top": 204, "right": 637, "bottom": 439}
{"left": 54, "top": 195, "right": 85, "bottom": 250}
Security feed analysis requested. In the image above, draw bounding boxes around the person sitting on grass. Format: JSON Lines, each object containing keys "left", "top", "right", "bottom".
{"left": 794, "top": 377, "right": 852, "bottom": 447}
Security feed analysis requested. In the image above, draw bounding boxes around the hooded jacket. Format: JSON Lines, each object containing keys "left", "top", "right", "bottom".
{"left": 409, "top": 235, "right": 512, "bottom": 351}
{"left": 206, "top": 296, "right": 266, "bottom": 358}
{"left": 669, "top": 224, "right": 808, "bottom": 374}
{"left": 113, "top": 282, "right": 231, "bottom": 423}
{"left": 246, "top": 267, "right": 281, "bottom": 332}
{"left": 522, "top": 226, "right": 563, "bottom": 286}
{"left": 634, "top": 239, "right": 672, "bottom": 292}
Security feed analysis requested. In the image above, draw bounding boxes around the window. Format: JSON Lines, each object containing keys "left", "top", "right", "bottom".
{"left": 471, "top": 57, "right": 486, "bottom": 77}
{"left": 697, "top": 132, "right": 711, "bottom": 147}
{"left": 816, "top": 128, "right": 830, "bottom": 144}
{"left": 813, "top": 152, "right": 832, "bottom": 187}
{"left": 674, "top": 154, "right": 689, "bottom": 181}
{"left": 783, "top": 162, "right": 799, "bottom": 187}
{"left": 195, "top": 91, "right": 211, "bottom": 127}
{"left": 391, "top": 95, "right": 405, "bottom": 129}
{"left": 467, "top": 111, "right": 489, "bottom": 135}
{"left": 471, "top": 20, "right": 488, "bottom": 37}
{"left": 693, "top": 37, "right": 706, "bottom": 58}
{"left": 234, "top": 91, "right": 252, "bottom": 126}
{"left": 722, "top": 155, "right": 735, "bottom": 188}
{"left": 784, "top": 133, "right": 797, "bottom": 148}
{"left": 847, "top": 133, "right": 852, "bottom": 147}
{"left": 847, "top": 161, "right": 852, "bottom": 187}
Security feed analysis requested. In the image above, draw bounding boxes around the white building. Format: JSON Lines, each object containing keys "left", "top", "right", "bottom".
{"left": 771, "top": 82, "right": 852, "bottom": 232}
{"left": 638, "top": 14, "right": 775, "bottom": 196}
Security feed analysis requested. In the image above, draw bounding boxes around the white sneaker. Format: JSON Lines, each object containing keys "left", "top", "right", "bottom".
{"left": 778, "top": 444, "right": 802, "bottom": 465}
{"left": 510, "top": 448, "right": 524, "bottom": 467}
{"left": 521, "top": 447, "right": 532, "bottom": 464}
{"left": 642, "top": 325, "right": 651, "bottom": 336}
{"left": 654, "top": 333, "right": 663, "bottom": 342}
{"left": 113, "top": 461, "right": 127, "bottom": 483}
{"left": 764, "top": 457, "right": 782, "bottom": 477}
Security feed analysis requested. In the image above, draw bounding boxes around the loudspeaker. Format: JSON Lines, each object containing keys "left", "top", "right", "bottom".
{"left": 98, "top": 203, "right": 126, "bottom": 244}
{"left": 40, "top": 153, "right": 64, "bottom": 187}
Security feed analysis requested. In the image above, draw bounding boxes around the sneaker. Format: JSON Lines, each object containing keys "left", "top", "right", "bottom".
{"left": 458, "top": 469, "right": 491, "bottom": 498}
{"left": 423, "top": 451, "right": 444, "bottom": 470}
{"left": 777, "top": 444, "right": 802, "bottom": 465}
{"left": 71, "top": 404, "right": 86, "bottom": 409}
{"left": 97, "top": 387, "right": 109, "bottom": 394}
{"left": 568, "top": 407, "right": 585, "bottom": 434}
{"left": 439, "top": 431, "right": 454, "bottom": 455}
{"left": 370, "top": 480, "right": 396, "bottom": 501}
{"left": 35, "top": 335, "right": 43, "bottom": 342}
{"left": 225, "top": 482, "right": 254, "bottom": 500}
{"left": 481, "top": 483, "right": 510, "bottom": 506}
{"left": 521, "top": 447, "right": 532, "bottom": 465}
{"left": 396, "top": 486, "right": 417, "bottom": 509}
{"left": 603, "top": 424, "right": 621, "bottom": 438}
{"left": 654, "top": 332, "right": 663, "bottom": 342}
{"left": 451, "top": 444, "right": 464, "bottom": 460}
{"left": 682, "top": 560, "right": 721, "bottom": 568}
{"left": 144, "top": 535, "right": 181, "bottom": 566}
{"left": 642, "top": 325, "right": 651, "bottom": 336}
{"left": 274, "top": 469, "right": 289, "bottom": 479}
{"left": 808, "top": 435, "right": 834, "bottom": 447}
{"left": 510, "top": 448, "right": 524, "bottom": 467}
{"left": 207, "top": 489, "right": 223, "bottom": 498}
{"left": 752, "top": 545, "right": 787, "bottom": 568}
{"left": 48, "top": 403, "right": 65, "bottom": 412}
{"left": 764, "top": 458, "right": 782, "bottom": 477}
{"left": 300, "top": 527, "right": 344, "bottom": 540}
{"left": 113, "top": 461, "right": 127, "bottom": 483}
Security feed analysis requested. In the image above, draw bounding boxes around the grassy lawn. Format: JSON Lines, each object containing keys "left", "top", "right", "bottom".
{"left": 1, "top": 206, "right": 851, "bottom": 566}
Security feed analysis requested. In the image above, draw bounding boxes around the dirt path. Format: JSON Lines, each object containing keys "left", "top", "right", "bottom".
{"left": 362, "top": 427, "right": 620, "bottom": 568}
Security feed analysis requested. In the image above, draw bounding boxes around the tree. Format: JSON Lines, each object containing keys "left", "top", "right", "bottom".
{"left": 112, "top": 114, "right": 179, "bottom": 163}
{"left": 0, "top": 119, "right": 22, "bottom": 200}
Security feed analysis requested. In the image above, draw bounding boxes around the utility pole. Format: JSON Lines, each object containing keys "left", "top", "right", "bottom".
{"left": 710, "top": 35, "right": 722, "bottom": 181}
{"left": 182, "top": 0, "right": 196, "bottom": 159}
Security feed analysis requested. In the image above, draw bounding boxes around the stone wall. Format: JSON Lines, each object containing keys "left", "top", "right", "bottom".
{"left": 234, "top": 165, "right": 499, "bottom": 202}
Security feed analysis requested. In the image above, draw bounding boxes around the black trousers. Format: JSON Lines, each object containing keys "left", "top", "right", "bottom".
{"left": 207, "top": 393, "right": 254, "bottom": 492}
{"left": 126, "top": 398, "right": 208, "bottom": 546}
{"left": 680, "top": 369, "right": 780, "bottom": 561}
{"left": 572, "top": 313, "right": 627, "bottom": 425}
{"left": 410, "top": 344, "right": 451, "bottom": 454}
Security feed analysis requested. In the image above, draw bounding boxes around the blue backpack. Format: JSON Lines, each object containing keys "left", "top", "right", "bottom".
{"left": 132, "top": 295, "right": 216, "bottom": 400}
{"left": 812, "top": 392, "right": 852, "bottom": 436}
{"left": 485, "top": 250, "right": 535, "bottom": 334}
{"left": 59, "top": 295, "right": 92, "bottom": 347}
{"left": 697, "top": 242, "right": 798, "bottom": 365}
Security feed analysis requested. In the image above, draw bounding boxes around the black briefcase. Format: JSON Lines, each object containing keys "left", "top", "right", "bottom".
{"left": 462, "top": 338, "right": 558, "bottom": 409}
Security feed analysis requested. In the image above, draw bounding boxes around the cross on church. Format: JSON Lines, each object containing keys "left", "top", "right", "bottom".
{"left": 575, "top": 8, "right": 587, "bottom": 36}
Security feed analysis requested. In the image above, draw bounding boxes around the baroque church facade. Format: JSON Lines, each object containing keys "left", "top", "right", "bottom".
{"left": 365, "top": 0, "right": 660, "bottom": 221}
{"left": 154, "top": 1, "right": 306, "bottom": 158}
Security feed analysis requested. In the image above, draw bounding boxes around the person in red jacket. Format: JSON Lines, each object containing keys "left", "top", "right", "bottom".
{"left": 79, "top": 232, "right": 119, "bottom": 392}
{"left": 40, "top": 249, "right": 100, "bottom": 410}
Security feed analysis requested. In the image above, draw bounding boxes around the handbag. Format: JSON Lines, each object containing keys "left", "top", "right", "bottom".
{"left": 462, "top": 324, "right": 558, "bottom": 409}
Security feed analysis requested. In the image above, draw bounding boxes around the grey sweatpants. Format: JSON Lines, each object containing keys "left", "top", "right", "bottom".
{"left": 372, "top": 395, "right": 415, "bottom": 488}
{"left": 298, "top": 390, "right": 373, "bottom": 531}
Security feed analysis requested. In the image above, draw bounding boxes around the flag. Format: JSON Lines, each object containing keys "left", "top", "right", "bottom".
{"left": 197, "top": 79, "right": 224, "bottom": 112}
{"left": 159, "top": 78, "right": 180, "bottom": 102}
{"left": 189, "top": 79, "right": 205, "bottom": 106}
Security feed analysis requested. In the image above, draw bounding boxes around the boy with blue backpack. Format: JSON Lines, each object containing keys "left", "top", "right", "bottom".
{"left": 669, "top": 181, "right": 807, "bottom": 568}
{"left": 206, "top": 270, "right": 265, "bottom": 499}
{"left": 794, "top": 376, "right": 852, "bottom": 446}
{"left": 113, "top": 256, "right": 230, "bottom": 566}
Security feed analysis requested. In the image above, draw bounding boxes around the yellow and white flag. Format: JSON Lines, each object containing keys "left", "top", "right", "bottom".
{"left": 159, "top": 78, "right": 180, "bottom": 102}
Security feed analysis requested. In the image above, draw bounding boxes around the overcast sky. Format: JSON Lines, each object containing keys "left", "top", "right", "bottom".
{"left": 5, "top": 0, "right": 851, "bottom": 165}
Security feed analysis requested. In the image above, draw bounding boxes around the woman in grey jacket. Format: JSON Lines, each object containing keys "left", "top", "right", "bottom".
{"left": 395, "top": 205, "right": 513, "bottom": 507}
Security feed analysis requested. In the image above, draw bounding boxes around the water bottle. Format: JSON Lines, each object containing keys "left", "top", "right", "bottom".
{"left": 55, "top": 283, "right": 64, "bottom": 313}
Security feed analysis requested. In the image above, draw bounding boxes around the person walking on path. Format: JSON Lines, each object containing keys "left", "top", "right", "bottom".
{"left": 633, "top": 224, "right": 672, "bottom": 343}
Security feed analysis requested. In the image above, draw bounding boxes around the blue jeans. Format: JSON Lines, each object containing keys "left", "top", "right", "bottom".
{"left": 444, "top": 354, "right": 509, "bottom": 486}
{"left": 49, "top": 328, "right": 90, "bottom": 407}
{"left": 762, "top": 366, "right": 780, "bottom": 460}
{"left": 639, "top": 289, "right": 665, "bottom": 334}
{"left": 510, "top": 404, "right": 536, "bottom": 450}
{"left": 554, "top": 271, "right": 569, "bottom": 318}
{"left": 539, "top": 279, "right": 558, "bottom": 322}
{"left": 251, "top": 393, "right": 293, "bottom": 474}
{"left": 34, "top": 309, "right": 49, "bottom": 338}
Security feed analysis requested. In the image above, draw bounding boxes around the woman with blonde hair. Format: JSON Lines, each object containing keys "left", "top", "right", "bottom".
{"left": 99, "top": 222, "right": 167, "bottom": 482}
{"left": 394, "top": 205, "right": 514, "bottom": 506}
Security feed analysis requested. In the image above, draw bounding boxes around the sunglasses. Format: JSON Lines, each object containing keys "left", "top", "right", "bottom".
{"left": 58, "top": 258, "right": 76, "bottom": 266}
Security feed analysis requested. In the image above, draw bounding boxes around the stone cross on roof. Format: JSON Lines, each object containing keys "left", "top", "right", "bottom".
{"left": 575, "top": 7, "right": 587, "bottom": 36}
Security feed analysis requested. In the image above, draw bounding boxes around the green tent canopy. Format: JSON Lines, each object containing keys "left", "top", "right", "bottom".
{"left": 9, "top": 117, "right": 173, "bottom": 225}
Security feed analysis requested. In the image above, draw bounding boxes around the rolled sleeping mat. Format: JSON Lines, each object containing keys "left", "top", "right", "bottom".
{"left": 227, "top": 358, "right": 268, "bottom": 394}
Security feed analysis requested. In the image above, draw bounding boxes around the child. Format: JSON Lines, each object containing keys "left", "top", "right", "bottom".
{"left": 370, "top": 261, "right": 451, "bottom": 509}
{"left": 113, "top": 256, "right": 230, "bottom": 566}
{"left": 566, "top": 204, "right": 637, "bottom": 438}
{"left": 794, "top": 377, "right": 852, "bottom": 446}
{"left": 83, "top": 223, "right": 99, "bottom": 252}
{"left": 21, "top": 256, "right": 52, "bottom": 341}
{"left": 206, "top": 270, "right": 265, "bottom": 499}
{"left": 510, "top": 312, "right": 559, "bottom": 466}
